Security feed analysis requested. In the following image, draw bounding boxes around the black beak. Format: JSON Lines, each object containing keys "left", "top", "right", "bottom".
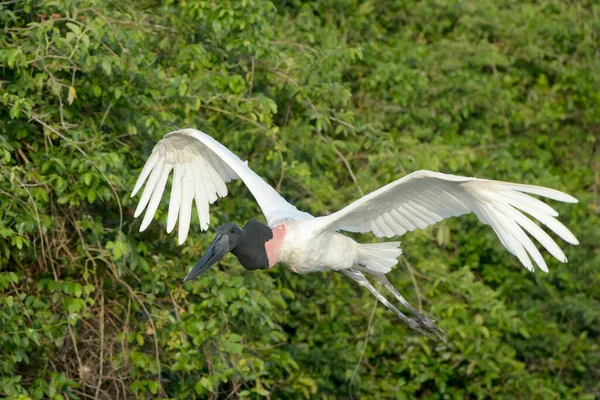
{"left": 184, "top": 233, "right": 230, "bottom": 282}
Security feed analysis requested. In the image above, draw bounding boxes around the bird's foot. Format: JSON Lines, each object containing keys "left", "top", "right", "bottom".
{"left": 407, "top": 317, "right": 447, "bottom": 342}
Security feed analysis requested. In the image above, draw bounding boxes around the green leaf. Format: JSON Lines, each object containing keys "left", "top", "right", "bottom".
{"left": 101, "top": 60, "right": 112, "bottom": 75}
{"left": 66, "top": 22, "right": 81, "bottom": 35}
{"left": 222, "top": 341, "right": 243, "bottom": 354}
{"left": 83, "top": 172, "right": 92, "bottom": 186}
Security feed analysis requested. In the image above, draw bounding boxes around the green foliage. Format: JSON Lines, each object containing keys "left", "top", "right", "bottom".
{"left": 1, "top": 0, "right": 598, "bottom": 398}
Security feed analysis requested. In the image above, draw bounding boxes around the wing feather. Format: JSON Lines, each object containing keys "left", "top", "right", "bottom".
{"left": 167, "top": 164, "right": 184, "bottom": 233}
{"left": 178, "top": 165, "right": 195, "bottom": 245}
{"left": 383, "top": 212, "right": 404, "bottom": 233}
{"left": 134, "top": 158, "right": 165, "bottom": 218}
{"left": 192, "top": 164, "right": 210, "bottom": 231}
{"left": 399, "top": 205, "right": 429, "bottom": 230}
{"left": 311, "top": 170, "right": 578, "bottom": 272}
{"left": 207, "top": 152, "right": 233, "bottom": 182}
{"left": 140, "top": 163, "right": 172, "bottom": 231}
{"left": 132, "top": 151, "right": 160, "bottom": 197}
{"left": 482, "top": 203, "right": 534, "bottom": 271}
{"left": 132, "top": 129, "right": 311, "bottom": 244}
{"left": 501, "top": 190, "right": 559, "bottom": 217}
{"left": 376, "top": 215, "right": 395, "bottom": 237}
{"left": 200, "top": 153, "right": 227, "bottom": 199}
{"left": 500, "top": 182, "right": 577, "bottom": 202}
{"left": 390, "top": 208, "right": 415, "bottom": 232}
{"left": 496, "top": 202, "right": 564, "bottom": 264}
{"left": 195, "top": 157, "right": 218, "bottom": 204}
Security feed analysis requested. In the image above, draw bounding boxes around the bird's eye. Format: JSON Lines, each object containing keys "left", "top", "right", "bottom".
{"left": 230, "top": 228, "right": 235, "bottom": 234}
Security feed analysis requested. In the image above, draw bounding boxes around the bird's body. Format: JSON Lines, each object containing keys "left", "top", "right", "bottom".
{"left": 131, "top": 128, "right": 579, "bottom": 340}
{"left": 277, "top": 219, "right": 359, "bottom": 274}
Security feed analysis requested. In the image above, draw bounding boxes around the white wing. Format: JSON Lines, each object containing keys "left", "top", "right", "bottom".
{"left": 311, "top": 170, "right": 578, "bottom": 272}
{"left": 131, "top": 128, "right": 311, "bottom": 244}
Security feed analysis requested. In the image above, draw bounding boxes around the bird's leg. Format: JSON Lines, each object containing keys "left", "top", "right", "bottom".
{"left": 339, "top": 269, "right": 412, "bottom": 324}
{"left": 339, "top": 269, "right": 446, "bottom": 341}
{"left": 373, "top": 272, "right": 446, "bottom": 341}
{"left": 355, "top": 267, "right": 425, "bottom": 320}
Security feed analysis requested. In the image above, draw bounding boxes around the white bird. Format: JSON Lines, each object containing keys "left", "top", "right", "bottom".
{"left": 131, "top": 128, "right": 579, "bottom": 340}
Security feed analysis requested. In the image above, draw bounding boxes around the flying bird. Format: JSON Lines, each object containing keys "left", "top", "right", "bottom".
{"left": 131, "top": 129, "right": 579, "bottom": 340}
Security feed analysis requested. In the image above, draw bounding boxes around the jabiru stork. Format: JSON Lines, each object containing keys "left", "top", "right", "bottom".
{"left": 131, "top": 129, "right": 579, "bottom": 340}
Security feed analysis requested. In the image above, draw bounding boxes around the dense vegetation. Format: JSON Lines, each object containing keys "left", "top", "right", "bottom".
{"left": 1, "top": 0, "right": 598, "bottom": 398}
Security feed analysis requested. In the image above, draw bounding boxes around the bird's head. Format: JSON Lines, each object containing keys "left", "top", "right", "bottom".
{"left": 183, "top": 223, "right": 243, "bottom": 282}
{"left": 183, "top": 220, "right": 273, "bottom": 282}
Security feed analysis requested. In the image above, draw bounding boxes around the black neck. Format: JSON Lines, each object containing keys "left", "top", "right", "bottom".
{"left": 231, "top": 220, "right": 272, "bottom": 270}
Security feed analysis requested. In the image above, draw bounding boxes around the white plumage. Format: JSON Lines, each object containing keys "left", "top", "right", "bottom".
{"left": 132, "top": 129, "right": 311, "bottom": 244}
{"left": 309, "top": 170, "right": 579, "bottom": 272}
{"left": 131, "top": 128, "right": 579, "bottom": 340}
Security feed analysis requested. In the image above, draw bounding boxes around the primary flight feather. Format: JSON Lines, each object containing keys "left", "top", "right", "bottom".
{"left": 132, "top": 128, "right": 578, "bottom": 340}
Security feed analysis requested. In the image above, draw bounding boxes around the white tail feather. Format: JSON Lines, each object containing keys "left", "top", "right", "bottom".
{"left": 358, "top": 242, "right": 402, "bottom": 274}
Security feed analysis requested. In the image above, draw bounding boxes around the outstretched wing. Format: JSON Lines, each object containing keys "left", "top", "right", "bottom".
{"left": 131, "top": 128, "right": 311, "bottom": 244}
{"left": 311, "top": 170, "right": 578, "bottom": 272}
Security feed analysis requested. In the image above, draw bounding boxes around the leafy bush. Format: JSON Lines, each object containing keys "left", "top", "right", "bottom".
{"left": 1, "top": 0, "right": 598, "bottom": 398}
